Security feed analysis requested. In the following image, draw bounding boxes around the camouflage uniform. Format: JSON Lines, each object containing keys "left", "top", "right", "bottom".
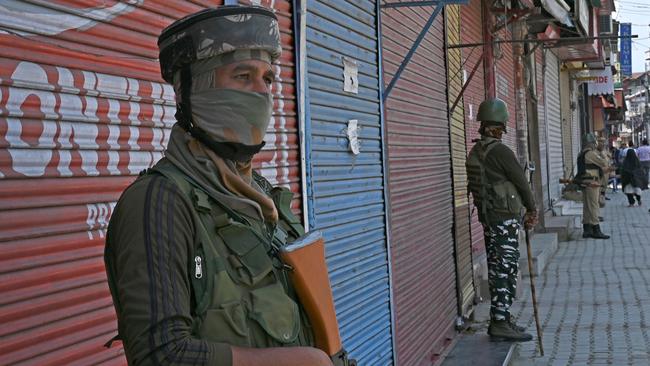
{"left": 484, "top": 219, "right": 521, "bottom": 321}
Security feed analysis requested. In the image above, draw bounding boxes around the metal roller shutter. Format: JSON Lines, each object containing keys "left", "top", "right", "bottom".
{"left": 381, "top": 3, "right": 456, "bottom": 364}
{"left": 544, "top": 51, "right": 563, "bottom": 205}
{"left": 496, "top": 38, "right": 517, "bottom": 153}
{"left": 445, "top": 4, "right": 474, "bottom": 319}
{"left": 460, "top": 0, "right": 485, "bottom": 258}
{"left": 304, "top": 1, "right": 393, "bottom": 364}
{"left": 536, "top": 49, "right": 550, "bottom": 210}
{"left": 0, "top": 0, "right": 300, "bottom": 364}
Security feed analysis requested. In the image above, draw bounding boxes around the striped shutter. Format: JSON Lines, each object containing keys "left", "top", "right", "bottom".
{"left": 496, "top": 38, "right": 517, "bottom": 154}
{"left": 304, "top": 1, "right": 393, "bottom": 364}
{"left": 0, "top": 1, "right": 300, "bottom": 364}
{"left": 460, "top": 0, "right": 486, "bottom": 258}
{"left": 544, "top": 51, "right": 564, "bottom": 204}
{"left": 536, "top": 49, "right": 550, "bottom": 210}
{"left": 381, "top": 4, "right": 457, "bottom": 364}
{"left": 446, "top": 4, "right": 474, "bottom": 319}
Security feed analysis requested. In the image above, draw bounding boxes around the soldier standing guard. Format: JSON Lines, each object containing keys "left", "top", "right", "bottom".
{"left": 104, "top": 6, "right": 337, "bottom": 366}
{"left": 576, "top": 134, "right": 611, "bottom": 239}
{"left": 466, "top": 98, "right": 538, "bottom": 341}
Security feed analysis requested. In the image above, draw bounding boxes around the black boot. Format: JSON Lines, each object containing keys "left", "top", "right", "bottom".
{"left": 488, "top": 320, "right": 533, "bottom": 342}
{"left": 591, "top": 225, "right": 610, "bottom": 239}
{"left": 582, "top": 224, "right": 593, "bottom": 238}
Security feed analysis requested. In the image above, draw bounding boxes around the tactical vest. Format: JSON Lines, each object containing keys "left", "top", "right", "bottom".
{"left": 576, "top": 149, "right": 602, "bottom": 184}
{"left": 108, "top": 159, "right": 314, "bottom": 349}
{"left": 466, "top": 138, "right": 524, "bottom": 224}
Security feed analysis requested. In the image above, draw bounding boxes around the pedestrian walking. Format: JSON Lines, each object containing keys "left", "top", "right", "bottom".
{"left": 616, "top": 142, "right": 628, "bottom": 166}
{"left": 609, "top": 146, "right": 619, "bottom": 192}
{"left": 621, "top": 149, "right": 649, "bottom": 207}
{"left": 576, "top": 133, "right": 611, "bottom": 239}
{"left": 637, "top": 139, "right": 650, "bottom": 180}
{"left": 466, "top": 98, "right": 538, "bottom": 342}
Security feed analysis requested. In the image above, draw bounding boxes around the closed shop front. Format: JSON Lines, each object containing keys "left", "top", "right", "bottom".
{"left": 304, "top": 1, "right": 393, "bottom": 364}
{"left": 536, "top": 50, "right": 550, "bottom": 210}
{"left": 381, "top": 3, "right": 456, "bottom": 364}
{"left": 0, "top": 0, "right": 300, "bottom": 363}
{"left": 495, "top": 37, "right": 517, "bottom": 154}
{"left": 445, "top": 4, "right": 474, "bottom": 319}
{"left": 544, "top": 51, "right": 564, "bottom": 206}
{"left": 460, "top": 0, "right": 486, "bottom": 259}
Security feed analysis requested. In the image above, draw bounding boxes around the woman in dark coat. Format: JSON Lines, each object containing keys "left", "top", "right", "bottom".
{"left": 621, "top": 149, "right": 649, "bottom": 206}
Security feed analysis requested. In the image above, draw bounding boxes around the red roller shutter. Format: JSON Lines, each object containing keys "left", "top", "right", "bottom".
{"left": 381, "top": 4, "right": 457, "bottom": 364}
{"left": 460, "top": 0, "right": 486, "bottom": 258}
{"left": 496, "top": 39, "right": 517, "bottom": 153}
{"left": 446, "top": 4, "right": 475, "bottom": 319}
{"left": 0, "top": 1, "right": 299, "bottom": 364}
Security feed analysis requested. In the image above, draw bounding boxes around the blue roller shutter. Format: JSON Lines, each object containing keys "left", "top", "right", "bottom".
{"left": 304, "top": 1, "right": 393, "bottom": 364}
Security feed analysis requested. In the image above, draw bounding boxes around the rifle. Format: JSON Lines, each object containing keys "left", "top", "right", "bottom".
{"left": 280, "top": 231, "right": 357, "bottom": 366}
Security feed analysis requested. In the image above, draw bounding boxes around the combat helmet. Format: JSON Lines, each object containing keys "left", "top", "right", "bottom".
{"left": 156, "top": 5, "right": 282, "bottom": 160}
{"left": 477, "top": 98, "right": 509, "bottom": 125}
{"left": 582, "top": 133, "right": 597, "bottom": 147}
{"left": 158, "top": 5, "right": 281, "bottom": 85}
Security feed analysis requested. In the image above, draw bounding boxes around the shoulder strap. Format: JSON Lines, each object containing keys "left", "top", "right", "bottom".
{"left": 253, "top": 171, "right": 305, "bottom": 238}
{"left": 474, "top": 140, "right": 505, "bottom": 222}
{"left": 151, "top": 162, "right": 248, "bottom": 224}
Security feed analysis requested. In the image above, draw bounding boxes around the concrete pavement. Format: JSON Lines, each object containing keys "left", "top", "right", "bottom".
{"left": 510, "top": 189, "right": 650, "bottom": 366}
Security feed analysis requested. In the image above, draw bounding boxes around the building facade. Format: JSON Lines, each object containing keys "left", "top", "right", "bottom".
{"left": 0, "top": 0, "right": 617, "bottom": 364}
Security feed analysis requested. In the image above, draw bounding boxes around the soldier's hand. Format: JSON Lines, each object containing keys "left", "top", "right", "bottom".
{"left": 523, "top": 210, "right": 538, "bottom": 230}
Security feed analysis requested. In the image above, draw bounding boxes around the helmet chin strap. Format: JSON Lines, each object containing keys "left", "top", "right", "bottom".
{"left": 176, "top": 63, "right": 265, "bottom": 163}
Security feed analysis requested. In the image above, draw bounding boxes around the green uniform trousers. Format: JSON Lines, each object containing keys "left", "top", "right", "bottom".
{"left": 484, "top": 219, "right": 521, "bottom": 321}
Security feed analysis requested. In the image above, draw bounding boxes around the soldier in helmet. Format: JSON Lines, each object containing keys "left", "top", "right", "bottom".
{"left": 576, "top": 133, "right": 611, "bottom": 239}
{"left": 466, "top": 98, "right": 538, "bottom": 341}
{"left": 104, "top": 6, "right": 334, "bottom": 366}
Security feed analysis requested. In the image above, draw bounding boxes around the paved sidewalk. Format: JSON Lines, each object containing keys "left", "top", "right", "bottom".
{"left": 510, "top": 189, "right": 650, "bottom": 366}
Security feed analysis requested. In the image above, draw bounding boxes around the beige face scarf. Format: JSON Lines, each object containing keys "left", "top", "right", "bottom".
{"left": 165, "top": 58, "right": 278, "bottom": 223}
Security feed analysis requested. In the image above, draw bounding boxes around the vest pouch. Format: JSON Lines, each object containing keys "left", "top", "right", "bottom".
{"left": 249, "top": 282, "right": 300, "bottom": 344}
{"left": 491, "top": 181, "right": 523, "bottom": 215}
{"left": 217, "top": 222, "right": 274, "bottom": 286}
{"left": 199, "top": 300, "right": 251, "bottom": 347}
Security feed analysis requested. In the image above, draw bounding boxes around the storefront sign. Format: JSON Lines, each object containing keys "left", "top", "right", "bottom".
{"left": 577, "top": 67, "right": 615, "bottom": 95}
{"left": 620, "top": 23, "right": 632, "bottom": 77}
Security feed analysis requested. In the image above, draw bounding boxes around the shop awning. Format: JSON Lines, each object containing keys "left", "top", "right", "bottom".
{"left": 540, "top": 0, "right": 573, "bottom": 26}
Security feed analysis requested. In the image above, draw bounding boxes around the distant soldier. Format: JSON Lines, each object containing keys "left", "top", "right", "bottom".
{"left": 466, "top": 98, "right": 538, "bottom": 342}
{"left": 597, "top": 137, "right": 611, "bottom": 203}
{"left": 576, "top": 134, "right": 611, "bottom": 239}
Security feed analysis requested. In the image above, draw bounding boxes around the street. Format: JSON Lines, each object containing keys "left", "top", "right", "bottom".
{"left": 511, "top": 189, "right": 650, "bottom": 365}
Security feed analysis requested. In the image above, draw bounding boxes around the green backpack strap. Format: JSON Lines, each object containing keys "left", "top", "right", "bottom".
{"left": 476, "top": 140, "right": 501, "bottom": 222}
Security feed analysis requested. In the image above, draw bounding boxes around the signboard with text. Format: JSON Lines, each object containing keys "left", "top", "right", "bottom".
{"left": 620, "top": 23, "right": 632, "bottom": 77}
